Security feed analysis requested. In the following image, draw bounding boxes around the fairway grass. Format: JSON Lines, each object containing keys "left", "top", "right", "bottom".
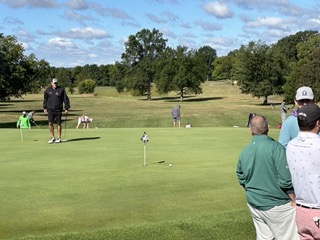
{"left": 0, "top": 127, "right": 280, "bottom": 239}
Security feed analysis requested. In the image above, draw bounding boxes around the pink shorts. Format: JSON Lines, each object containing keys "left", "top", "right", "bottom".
{"left": 296, "top": 205, "right": 320, "bottom": 239}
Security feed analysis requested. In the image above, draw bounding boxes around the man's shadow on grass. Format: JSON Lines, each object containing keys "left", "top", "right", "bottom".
{"left": 64, "top": 137, "right": 101, "bottom": 142}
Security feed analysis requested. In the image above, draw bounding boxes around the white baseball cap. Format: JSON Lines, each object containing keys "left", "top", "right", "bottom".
{"left": 22, "top": 111, "right": 26, "bottom": 115}
{"left": 295, "top": 86, "right": 314, "bottom": 100}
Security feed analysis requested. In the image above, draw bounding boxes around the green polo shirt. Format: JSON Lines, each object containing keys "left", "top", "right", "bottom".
{"left": 236, "top": 135, "right": 293, "bottom": 210}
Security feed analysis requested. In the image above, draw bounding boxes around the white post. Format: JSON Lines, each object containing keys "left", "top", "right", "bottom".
{"left": 143, "top": 143, "right": 147, "bottom": 166}
{"left": 20, "top": 127, "right": 23, "bottom": 142}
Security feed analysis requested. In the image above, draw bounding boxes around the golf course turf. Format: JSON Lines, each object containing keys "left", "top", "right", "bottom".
{"left": 0, "top": 81, "right": 285, "bottom": 239}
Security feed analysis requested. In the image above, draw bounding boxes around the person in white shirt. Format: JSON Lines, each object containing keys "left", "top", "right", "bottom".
{"left": 76, "top": 115, "right": 93, "bottom": 129}
{"left": 286, "top": 104, "right": 320, "bottom": 239}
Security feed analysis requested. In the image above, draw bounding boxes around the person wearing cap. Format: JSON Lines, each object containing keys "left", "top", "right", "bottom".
{"left": 16, "top": 111, "right": 31, "bottom": 129}
{"left": 278, "top": 86, "right": 316, "bottom": 148}
{"left": 172, "top": 105, "right": 181, "bottom": 128}
{"left": 286, "top": 104, "right": 320, "bottom": 239}
{"left": 236, "top": 115, "right": 298, "bottom": 240}
{"left": 43, "top": 78, "right": 70, "bottom": 144}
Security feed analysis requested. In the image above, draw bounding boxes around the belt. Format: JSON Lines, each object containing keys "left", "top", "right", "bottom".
{"left": 297, "top": 204, "right": 320, "bottom": 209}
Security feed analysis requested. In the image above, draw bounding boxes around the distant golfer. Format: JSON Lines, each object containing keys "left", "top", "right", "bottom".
{"left": 172, "top": 105, "right": 181, "bottom": 128}
{"left": 76, "top": 115, "right": 92, "bottom": 129}
{"left": 27, "top": 110, "right": 36, "bottom": 125}
{"left": 280, "top": 99, "right": 287, "bottom": 123}
{"left": 43, "top": 78, "right": 70, "bottom": 144}
{"left": 16, "top": 111, "right": 30, "bottom": 129}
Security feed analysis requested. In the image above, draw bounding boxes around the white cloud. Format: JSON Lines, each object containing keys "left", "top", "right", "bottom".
{"left": 161, "top": 29, "right": 178, "bottom": 39}
{"left": 162, "top": 11, "right": 179, "bottom": 22}
{"left": 195, "top": 20, "right": 222, "bottom": 31}
{"left": 308, "top": 18, "right": 320, "bottom": 27}
{"left": 65, "top": 0, "right": 88, "bottom": 10}
{"left": 88, "top": 53, "right": 97, "bottom": 58}
{"left": 48, "top": 37, "right": 76, "bottom": 48}
{"left": 2, "top": 0, "right": 58, "bottom": 8}
{"left": 246, "top": 17, "right": 292, "bottom": 30}
{"left": 106, "top": 7, "right": 132, "bottom": 19}
{"left": 64, "top": 10, "right": 94, "bottom": 22}
{"left": 203, "top": 2, "right": 233, "bottom": 18}
{"left": 146, "top": 14, "right": 168, "bottom": 24}
{"left": 62, "top": 27, "right": 109, "bottom": 39}
{"left": 21, "top": 42, "right": 30, "bottom": 50}
{"left": 15, "top": 28, "right": 34, "bottom": 42}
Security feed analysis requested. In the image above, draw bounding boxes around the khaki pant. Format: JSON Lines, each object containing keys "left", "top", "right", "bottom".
{"left": 248, "top": 202, "right": 299, "bottom": 240}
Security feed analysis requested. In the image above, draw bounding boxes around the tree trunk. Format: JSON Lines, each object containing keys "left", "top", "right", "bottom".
{"left": 263, "top": 96, "right": 268, "bottom": 105}
{"left": 180, "top": 89, "right": 184, "bottom": 102}
{"left": 147, "top": 79, "right": 151, "bottom": 100}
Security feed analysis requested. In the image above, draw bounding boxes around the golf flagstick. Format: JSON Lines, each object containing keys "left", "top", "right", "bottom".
{"left": 140, "top": 132, "right": 149, "bottom": 166}
{"left": 19, "top": 127, "right": 23, "bottom": 142}
{"left": 63, "top": 112, "right": 68, "bottom": 141}
{"left": 144, "top": 143, "right": 147, "bottom": 166}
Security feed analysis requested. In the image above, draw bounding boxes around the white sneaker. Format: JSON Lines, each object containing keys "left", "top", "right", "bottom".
{"left": 55, "top": 138, "right": 61, "bottom": 143}
{"left": 48, "top": 137, "right": 55, "bottom": 144}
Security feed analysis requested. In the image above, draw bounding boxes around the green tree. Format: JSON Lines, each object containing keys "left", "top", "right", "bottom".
{"left": 109, "top": 62, "right": 128, "bottom": 92}
{"left": 121, "top": 28, "right": 167, "bottom": 100}
{"left": 78, "top": 79, "right": 96, "bottom": 94}
{"left": 51, "top": 67, "right": 72, "bottom": 89}
{"left": 237, "top": 41, "right": 287, "bottom": 104}
{"left": 212, "top": 55, "right": 233, "bottom": 81}
{"left": 154, "top": 46, "right": 206, "bottom": 101}
{"left": 195, "top": 45, "right": 217, "bottom": 80}
{"left": 0, "top": 34, "right": 45, "bottom": 100}
{"left": 275, "top": 30, "right": 318, "bottom": 62}
{"left": 284, "top": 33, "right": 320, "bottom": 101}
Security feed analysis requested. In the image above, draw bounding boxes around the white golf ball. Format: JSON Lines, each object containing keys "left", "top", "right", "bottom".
{"left": 169, "top": 164, "right": 172, "bottom": 167}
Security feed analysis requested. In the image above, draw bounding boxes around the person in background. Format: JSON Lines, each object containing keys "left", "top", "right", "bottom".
{"left": 16, "top": 111, "right": 30, "bottom": 129}
{"left": 286, "top": 104, "right": 320, "bottom": 239}
{"left": 236, "top": 115, "right": 298, "bottom": 240}
{"left": 278, "top": 86, "right": 316, "bottom": 148}
{"left": 27, "top": 110, "right": 36, "bottom": 125}
{"left": 172, "top": 105, "right": 181, "bottom": 128}
{"left": 280, "top": 99, "right": 287, "bottom": 123}
{"left": 246, "top": 112, "right": 256, "bottom": 127}
{"left": 43, "top": 78, "right": 70, "bottom": 144}
{"left": 76, "top": 115, "right": 92, "bottom": 129}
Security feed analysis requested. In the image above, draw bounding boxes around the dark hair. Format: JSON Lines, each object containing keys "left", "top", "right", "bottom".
{"left": 296, "top": 99, "right": 314, "bottom": 106}
{"left": 298, "top": 115, "right": 318, "bottom": 131}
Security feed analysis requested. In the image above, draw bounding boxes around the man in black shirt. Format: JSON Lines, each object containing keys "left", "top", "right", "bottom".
{"left": 43, "top": 78, "right": 70, "bottom": 144}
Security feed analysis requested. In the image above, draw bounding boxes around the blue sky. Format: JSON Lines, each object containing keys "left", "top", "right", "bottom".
{"left": 0, "top": 0, "right": 319, "bottom": 67}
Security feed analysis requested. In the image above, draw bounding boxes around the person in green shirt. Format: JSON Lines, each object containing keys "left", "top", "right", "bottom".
{"left": 16, "top": 111, "right": 30, "bottom": 129}
{"left": 236, "top": 115, "right": 298, "bottom": 240}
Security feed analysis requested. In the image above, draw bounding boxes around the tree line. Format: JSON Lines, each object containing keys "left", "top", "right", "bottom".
{"left": 1, "top": 29, "right": 319, "bottom": 103}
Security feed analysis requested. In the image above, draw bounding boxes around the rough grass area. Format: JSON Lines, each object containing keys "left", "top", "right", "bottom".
{"left": 0, "top": 81, "right": 289, "bottom": 129}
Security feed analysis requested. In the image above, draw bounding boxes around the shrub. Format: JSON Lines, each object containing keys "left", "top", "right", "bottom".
{"left": 78, "top": 79, "right": 96, "bottom": 94}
